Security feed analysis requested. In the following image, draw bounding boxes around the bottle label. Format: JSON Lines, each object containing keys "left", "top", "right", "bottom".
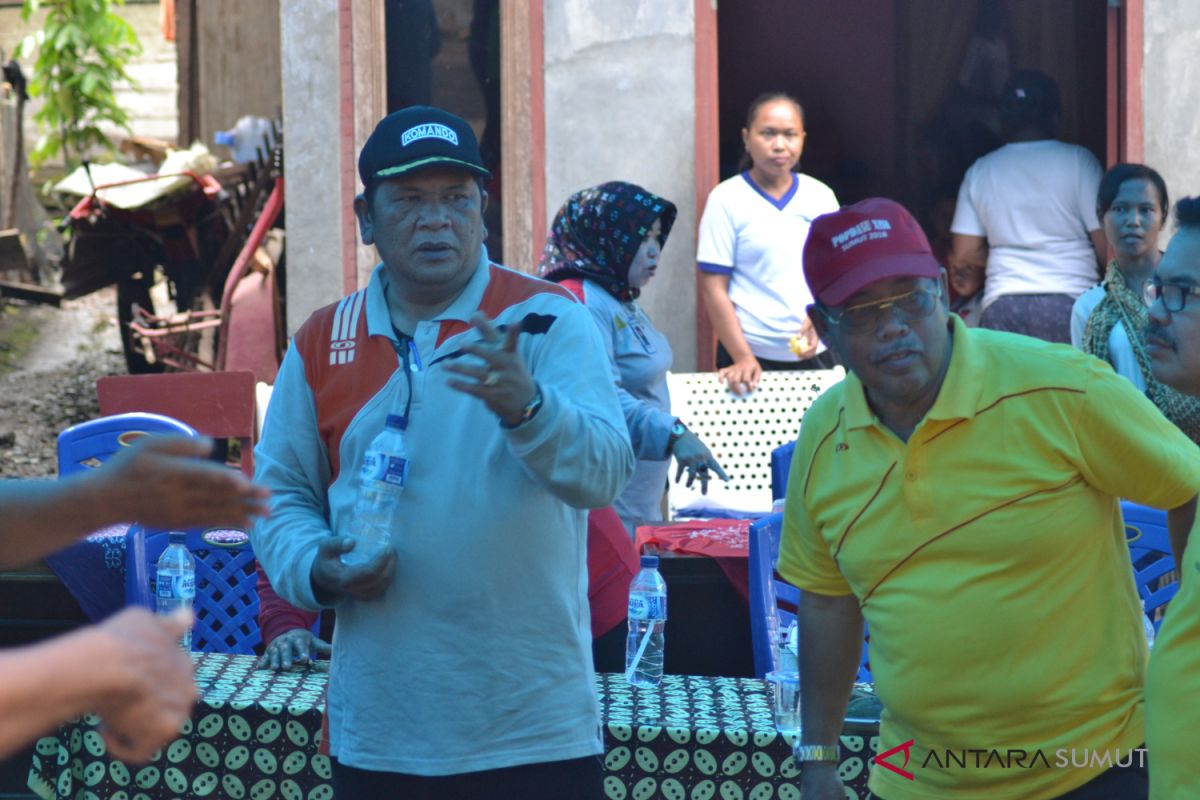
{"left": 156, "top": 573, "right": 195, "bottom": 600}
{"left": 362, "top": 451, "right": 408, "bottom": 487}
{"left": 628, "top": 592, "right": 667, "bottom": 621}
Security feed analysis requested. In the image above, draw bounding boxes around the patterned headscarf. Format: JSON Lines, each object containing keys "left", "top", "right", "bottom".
{"left": 539, "top": 181, "right": 677, "bottom": 301}
{"left": 1082, "top": 260, "right": 1200, "bottom": 443}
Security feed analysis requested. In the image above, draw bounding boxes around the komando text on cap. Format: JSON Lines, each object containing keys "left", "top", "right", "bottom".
{"left": 803, "top": 198, "right": 941, "bottom": 307}
{"left": 358, "top": 105, "right": 490, "bottom": 186}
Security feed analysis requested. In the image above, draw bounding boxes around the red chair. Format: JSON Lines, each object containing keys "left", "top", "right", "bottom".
{"left": 96, "top": 370, "right": 258, "bottom": 476}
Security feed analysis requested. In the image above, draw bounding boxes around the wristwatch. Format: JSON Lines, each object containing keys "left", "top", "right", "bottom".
{"left": 666, "top": 420, "right": 688, "bottom": 455}
{"left": 793, "top": 744, "right": 840, "bottom": 764}
{"left": 501, "top": 384, "right": 544, "bottom": 429}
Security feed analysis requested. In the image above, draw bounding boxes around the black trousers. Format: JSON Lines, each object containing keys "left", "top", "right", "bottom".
{"left": 715, "top": 342, "right": 838, "bottom": 371}
{"left": 331, "top": 755, "right": 605, "bottom": 800}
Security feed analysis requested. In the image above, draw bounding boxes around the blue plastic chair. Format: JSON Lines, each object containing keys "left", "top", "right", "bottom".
{"left": 126, "top": 525, "right": 262, "bottom": 654}
{"left": 748, "top": 512, "right": 871, "bottom": 681}
{"left": 1122, "top": 500, "right": 1177, "bottom": 631}
{"left": 56, "top": 412, "right": 198, "bottom": 476}
{"left": 770, "top": 441, "right": 797, "bottom": 501}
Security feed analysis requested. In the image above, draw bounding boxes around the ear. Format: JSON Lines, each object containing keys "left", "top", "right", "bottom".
{"left": 741, "top": 127, "right": 750, "bottom": 149}
{"left": 354, "top": 193, "right": 374, "bottom": 246}
{"left": 808, "top": 304, "right": 832, "bottom": 344}
{"left": 479, "top": 188, "right": 489, "bottom": 241}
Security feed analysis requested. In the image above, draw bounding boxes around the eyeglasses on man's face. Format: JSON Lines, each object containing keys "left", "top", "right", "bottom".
{"left": 820, "top": 282, "right": 942, "bottom": 334}
{"left": 1144, "top": 278, "right": 1200, "bottom": 314}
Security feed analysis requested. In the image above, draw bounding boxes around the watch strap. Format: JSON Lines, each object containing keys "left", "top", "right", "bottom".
{"left": 501, "top": 385, "right": 544, "bottom": 429}
{"left": 793, "top": 744, "right": 840, "bottom": 763}
{"left": 666, "top": 419, "right": 688, "bottom": 455}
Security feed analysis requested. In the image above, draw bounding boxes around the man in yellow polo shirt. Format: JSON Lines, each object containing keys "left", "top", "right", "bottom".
{"left": 1144, "top": 195, "right": 1200, "bottom": 799}
{"left": 779, "top": 197, "right": 1200, "bottom": 800}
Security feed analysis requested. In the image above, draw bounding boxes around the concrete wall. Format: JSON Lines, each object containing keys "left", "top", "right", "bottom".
{"left": 1144, "top": 0, "right": 1200, "bottom": 228}
{"left": 543, "top": 0, "right": 700, "bottom": 370}
{"left": 280, "top": 2, "right": 345, "bottom": 334}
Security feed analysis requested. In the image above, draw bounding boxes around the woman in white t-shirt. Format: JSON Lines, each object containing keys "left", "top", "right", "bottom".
{"left": 950, "top": 69, "right": 1105, "bottom": 343}
{"left": 696, "top": 93, "right": 839, "bottom": 396}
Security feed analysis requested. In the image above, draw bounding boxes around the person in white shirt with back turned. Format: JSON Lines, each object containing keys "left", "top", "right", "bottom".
{"left": 950, "top": 69, "right": 1105, "bottom": 344}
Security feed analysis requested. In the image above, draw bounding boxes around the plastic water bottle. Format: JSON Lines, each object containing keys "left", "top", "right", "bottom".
{"left": 214, "top": 115, "right": 275, "bottom": 164}
{"left": 341, "top": 414, "right": 408, "bottom": 567}
{"left": 625, "top": 555, "right": 667, "bottom": 688}
{"left": 778, "top": 618, "right": 799, "bottom": 673}
{"left": 155, "top": 531, "right": 195, "bottom": 651}
{"left": 1144, "top": 604, "right": 1157, "bottom": 650}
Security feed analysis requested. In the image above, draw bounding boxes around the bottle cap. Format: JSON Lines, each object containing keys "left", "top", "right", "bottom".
{"left": 385, "top": 414, "right": 408, "bottom": 431}
{"left": 167, "top": 531, "right": 187, "bottom": 544}
{"left": 640, "top": 555, "right": 659, "bottom": 569}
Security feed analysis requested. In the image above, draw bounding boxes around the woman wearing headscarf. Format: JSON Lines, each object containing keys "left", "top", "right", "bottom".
{"left": 540, "top": 181, "right": 727, "bottom": 536}
{"left": 1072, "top": 163, "right": 1200, "bottom": 442}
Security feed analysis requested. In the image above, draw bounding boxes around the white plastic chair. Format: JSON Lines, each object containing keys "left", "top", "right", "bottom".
{"left": 666, "top": 368, "right": 845, "bottom": 518}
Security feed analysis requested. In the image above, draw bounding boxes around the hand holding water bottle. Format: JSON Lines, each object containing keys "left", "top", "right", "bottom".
{"left": 311, "top": 534, "right": 396, "bottom": 603}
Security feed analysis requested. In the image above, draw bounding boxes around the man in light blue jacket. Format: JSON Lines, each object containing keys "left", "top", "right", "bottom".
{"left": 252, "top": 105, "right": 633, "bottom": 799}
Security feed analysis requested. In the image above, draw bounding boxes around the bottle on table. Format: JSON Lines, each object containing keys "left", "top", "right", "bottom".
{"left": 341, "top": 414, "right": 408, "bottom": 567}
{"left": 155, "top": 531, "right": 195, "bottom": 651}
{"left": 625, "top": 555, "right": 667, "bottom": 688}
{"left": 767, "top": 619, "right": 801, "bottom": 734}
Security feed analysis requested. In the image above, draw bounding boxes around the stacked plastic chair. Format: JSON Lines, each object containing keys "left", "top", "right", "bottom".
{"left": 125, "top": 525, "right": 262, "bottom": 654}
{"left": 1122, "top": 499, "right": 1177, "bottom": 633}
{"left": 56, "top": 412, "right": 198, "bottom": 477}
{"left": 748, "top": 512, "right": 871, "bottom": 681}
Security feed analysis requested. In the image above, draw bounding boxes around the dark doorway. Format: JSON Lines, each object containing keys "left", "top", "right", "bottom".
{"left": 385, "top": 0, "right": 504, "bottom": 261}
{"left": 716, "top": 0, "right": 1107, "bottom": 266}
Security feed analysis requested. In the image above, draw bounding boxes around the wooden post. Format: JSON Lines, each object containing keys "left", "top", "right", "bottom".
{"left": 500, "top": 0, "right": 545, "bottom": 273}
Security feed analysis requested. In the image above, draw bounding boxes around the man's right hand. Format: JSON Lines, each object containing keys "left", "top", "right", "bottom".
{"left": 310, "top": 536, "right": 396, "bottom": 603}
{"left": 92, "top": 607, "right": 197, "bottom": 764}
{"left": 799, "top": 763, "right": 846, "bottom": 800}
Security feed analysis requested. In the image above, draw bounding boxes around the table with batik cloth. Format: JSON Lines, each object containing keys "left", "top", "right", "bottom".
{"left": 29, "top": 655, "right": 881, "bottom": 800}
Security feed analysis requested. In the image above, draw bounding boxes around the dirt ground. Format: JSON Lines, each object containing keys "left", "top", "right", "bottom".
{"left": 0, "top": 289, "right": 126, "bottom": 477}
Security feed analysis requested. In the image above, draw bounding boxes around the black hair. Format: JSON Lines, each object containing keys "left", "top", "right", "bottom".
{"left": 1096, "top": 163, "right": 1169, "bottom": 219}
{"left": 999, "top": 69, "right": 1061, "bottom": 141}
{"left": 1176, "top": 196, "right": 1200, "bottom": 231}
{"left": 738, "top": 92, "right": 805, "bottom": 172}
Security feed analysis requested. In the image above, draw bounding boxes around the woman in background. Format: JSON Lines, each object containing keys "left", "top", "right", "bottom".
{"left": 541, "top": 181, "right": 727, "bottom": 536}
{"left": 1072, "top": 163, "right": 1200, "bottom": 441}
{"left": 696, "top": 92, "right": 839, "bottom": 396}
{"left": 950, "top": 69, "right": 1105, "bottom": 343}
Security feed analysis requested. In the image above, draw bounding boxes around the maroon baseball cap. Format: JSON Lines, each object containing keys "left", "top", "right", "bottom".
{"left": 804, "top": 198, "right": 941, "bottom": 307}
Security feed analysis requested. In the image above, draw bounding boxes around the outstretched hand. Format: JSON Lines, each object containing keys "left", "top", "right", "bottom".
{"left": 443, "top": 313, "right": 538, "bottom": 426}
{"left": 670, "top": 431, "right": 729, "bottom": 495}
{"left": 95, "top": 436, "right": 271, "bottom": 530}
{"left": 310, "top": 535, "right": 396, "bottom": 603}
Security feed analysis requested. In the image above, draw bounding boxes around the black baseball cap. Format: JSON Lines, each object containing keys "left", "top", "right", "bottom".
{"left": 357, "top": 105, "right": 490, "bottom": 186}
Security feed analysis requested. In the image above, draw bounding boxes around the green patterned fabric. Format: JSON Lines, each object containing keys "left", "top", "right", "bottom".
{"left": 28, "top": 655, "right": 881, "bottom": 800}
{"left": 28, "top": 653, "right": 332, "bottom": 800}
